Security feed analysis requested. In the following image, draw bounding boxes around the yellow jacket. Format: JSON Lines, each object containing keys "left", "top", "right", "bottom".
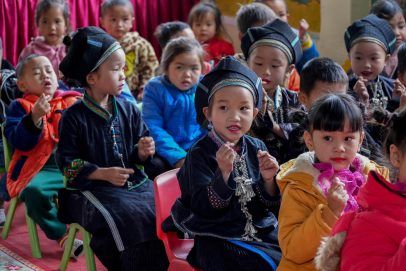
{"left": 276, "top": 152, "right": 388, "bottom": 271}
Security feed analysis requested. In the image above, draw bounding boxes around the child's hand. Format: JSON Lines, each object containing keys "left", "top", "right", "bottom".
{"left": 393, "top": 79, "right": 406, "bottom": 98}
{"left": 327, "top": 177, "right": 349, "bottom": 217}
{"left": 299, "top": 19, "right": 309, "bottom": 41}
{"left": 138, "top": 136, "right": 155, "bottom": 161}
{"left": 105, "top": 167, "right": 135, "bottom": 186}
{"left": 257, "top": 150, "right": 279, "bottom": 183}
{"left": 354, "top": 76, "right": 369, "bottom": 103}
{"left": 400, "top": 93, "right": 406, "bottom": 110}
{"left": 216, "top": 142, "right": 236, "bottom": 183}
{"left": 31, "top": 94, "right": 51, "bottom": 125}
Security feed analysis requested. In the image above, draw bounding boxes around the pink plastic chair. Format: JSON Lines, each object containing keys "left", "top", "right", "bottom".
{"left": 153, "top": 168, "right": 200, "bottom": 271}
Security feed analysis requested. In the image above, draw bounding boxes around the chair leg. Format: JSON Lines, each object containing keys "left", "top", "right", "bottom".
{"left": 2, "top": 197, "right": 18, "bottom": 240}
{"left": 81, "top": 226, "right": 96, "bottom": 271}
{"left": 25, "top": 208, "right": 41, "bottom": 258}
{"left": 60, "top": 224, "right": 78, "bottom": 271}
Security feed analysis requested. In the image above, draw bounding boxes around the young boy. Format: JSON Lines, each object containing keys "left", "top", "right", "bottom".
{"left": 4, "top": 54, "right": 82, "bottom": 256}
{"left": 241, "top": 19, "right": 302, "bottom": 164}
{"left": 100, "top": 0, "right": 158, "bottom": 100}
{"left": 255, "top": 0, "right": 319, "bottom": 73}
{"left": 235, "top": 3, "right": 300, "bottom": 92}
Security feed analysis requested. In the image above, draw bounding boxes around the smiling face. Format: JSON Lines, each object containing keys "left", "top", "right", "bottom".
{"left": 304, "top": 120, "right": 364, "bottom": 171}
{"left": 100, "top": 5, "right": 134, "bottom": 40}
{"left": 37, "top": 6, "right": 67, "bottom": 46}
{"left": 248, "top": 45, "right": 292, "bottom": 95}
{"left": 166, "top": 51, "right": 202, "bottom": 91}
{"left": 203, "top": 86, "right": 259, "bottom": 144}
{"left": 349, "top": 41, "right": 388, "bottom": 81}
{"left": 17, "top": 56, "right": 58, "bottom": 97}
{"left": 191, "top": 12, "right": 217, "bottom": 43}
{"left": 87, "top": 49, "right": 126, "bottom": 97}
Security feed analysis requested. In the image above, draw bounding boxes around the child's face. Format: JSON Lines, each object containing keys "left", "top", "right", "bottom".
{"left": 17, "top": 56, "right": 58, "bottom": 96}
{"left": 38, "top": 7, "right": 67, "bottom": 46}
{"left": 265, "top": 0, "right": 288, "bottom": 22}
{"left": 87, "top": 49, "right": 126, "bottom": 96}
{"left": 203, "top": 86, "right": 259, "bottom": 144}
{"left": 389, "top": 12, "right": 406, "bottom": 48}
{"left": 192, "top": 12, "right": 216, "bottom": 43}
{"left": 389, "top": 145, "right": 406, "bottom": 182}
{"left": 349, "top": 41, "right": 388, "bottom": 81}
{"left": 304, "top": 120, "right": 364, "bottom": 171}
{"left": 248, "top": 45, "right": 292, "bottom": 94}
{"left": 100, "top": 5, "right": 134, "bottom": 40}
{"left": 166, "top": 52, "right": 202, "bottom": 91}
{"left": 300, "top": 81, "right": 347, "bottom": 110}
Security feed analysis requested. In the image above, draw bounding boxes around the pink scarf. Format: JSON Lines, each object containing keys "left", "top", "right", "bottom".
{"left": 313, "top": 157, "right": 365, "bottom": 212}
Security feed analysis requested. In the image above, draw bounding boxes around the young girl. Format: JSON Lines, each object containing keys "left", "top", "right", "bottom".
{"left": 276, "top": 94, "right": 388, "bottom": 271}
{"left": 188, "top": 2, "right": 235, "bottom": 65}
{"left": 316, "top": 109, "right": 406, "bottom": 271}
{"left": 371, "top": 0, "right": 406, "bottom": 79}
{"left": 142, "top": 37, "right": 205, "bottom": 178}
{"left": 57, "top": 26, "right": 168, "bottom": 270}
{"left": 154, "top": 21, "right": 212, "bottom": 74}
{"left": 100, "top": 0, "right": 159, "bottom": 101}
{"left": 171, "top": 56, "right": 281, "bottom": 271}
{"left": 19, "top": 0, "right": 69, "bottom": 78}
{"left": 241, "top": 19, "right": 302, "bottom": 164}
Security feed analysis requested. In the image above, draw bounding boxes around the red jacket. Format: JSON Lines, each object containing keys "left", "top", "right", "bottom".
{"left": 202, "top": 37, "right": 235, "bottom": 65}
{"left": 316, "top": 171, "right": 406, "bottom": 271}
{"left": 6, "top": 91, "right": 80, "bottom": 197}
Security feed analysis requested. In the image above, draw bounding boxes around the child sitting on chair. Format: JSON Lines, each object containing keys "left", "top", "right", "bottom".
{"left": 4, "top": 54, "right": 82, "bottom": 256}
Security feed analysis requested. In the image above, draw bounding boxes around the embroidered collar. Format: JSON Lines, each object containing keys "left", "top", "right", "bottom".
{"left": 313, "top": 157, "right": 366, "bottom": 212}
{"left": 83, "top": 92, "right": 118, "bottom": 120}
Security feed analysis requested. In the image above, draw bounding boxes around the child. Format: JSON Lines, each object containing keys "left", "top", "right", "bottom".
{"left": 142, "top": 37, "right": 205, "bottom": 177}
{"left": 241, "top": 19, "right": 302, "bottom": 164}
{"left": 100, "top": 0, "right": 159, "bottom": 101}
{"left": 188, "top": 2, "right": 235, "bottom": 65}
{"left": 316, "top": 109, "right": 406, "bottom": 271}
{"left": 154, "top": 21, "right": 211, "bottom": 74}
{"left": 276, "top": 93, "right": 388, "bottom": 271}
{"left": 4, "top": 54, "right": 82, "bottom": 255}
{"left": 171, "top": 56, "right": 281, "bottom": 271}
{"left": 371, "top": 0, "right": 406, "bottom": 79}
{"left": 346, "top": 14, "right": 400, "bottom": 112}
{"left": 255, "top": 0, "right": 320, "bottom": 73}
{"left": 19, "top": 0, "right": 69, "bottom": 78}
{"left": 57, "top": 26, "right": 168, "bottom": 270}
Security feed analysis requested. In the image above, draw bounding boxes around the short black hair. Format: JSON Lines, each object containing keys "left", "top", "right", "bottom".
{"left": 300, "top": 57, "right": 348, "bottom": 96}
{"left": 370, "top": 0, "right": 402, "bottom": 20}
{"left": 15, "top": 54, "right": 42, "bottom": 78}
{"left": 384, "top": 108, "right": 406, "bottom": 156}
{"left": 154, "top": 21, "right": 191, "bottom": 49}
{"left": 188, "top": 2, "right": 222, "bottom": 35}
{"left": 308, "top": 93, "right": 363, "bottom": 133}
{"left": 398, "top": 42, "right": 406, "bottom": 74}
{"left": 236, "top": 3, "right": 276, "bottom": 34}
{"left": 101, "top": 0, "right": 134, "bottom": 16}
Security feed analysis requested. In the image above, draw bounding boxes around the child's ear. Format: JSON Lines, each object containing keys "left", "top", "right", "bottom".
{"left": 16, "top": 79, "right": 27, "bottom": 92}
{"left": 253, "top": 108, "right": 259, "bottom": 119}
{"left": 285, "top": 64, "right": 295, "bottom": 81}
{"left": 100, "top": 17, "right": 105, "bottom": 29}
{"left": 203, "top": 107, "right": 210, "bottom": 121}
{"left": 86, "top": 73, "right": 96, "bottom": 86}
{"left": 298, "top": 91, "right": 308, "bottom": 108}
{"left": 303, "top": 130, "right": 314, "bottom": 151}
{"left": 390, "top": 144, "right": 401, "bottom": 168}
{"left": 358, "top": 131, "right": 365, "bottom": 152}
{"left": 385, "top": 54, "right": 391, "bottom": 63}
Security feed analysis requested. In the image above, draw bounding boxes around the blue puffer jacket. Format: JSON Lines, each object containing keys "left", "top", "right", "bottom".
{"left": 142, "top": 75, "right": 205, "bottom": 166}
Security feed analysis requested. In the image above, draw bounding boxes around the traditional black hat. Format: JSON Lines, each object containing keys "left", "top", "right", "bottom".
{"left": 59, "top": 26, "right": 121, "bottom": 86}
{"left": 344, "top": 14, "right": 396, "bottom": 54}
{"left": 241, "top": 19, "right": 302, "bottom": 65}
{"left": 195, "top": 56, "right": 263, "bottom": 126}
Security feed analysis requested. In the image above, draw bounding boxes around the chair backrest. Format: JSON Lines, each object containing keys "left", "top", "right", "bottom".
{"left": 1, "top": 123, "right": 12, "bottom": 170}
{"left": 153, "top": 168, "right": 180, "bottom": 237}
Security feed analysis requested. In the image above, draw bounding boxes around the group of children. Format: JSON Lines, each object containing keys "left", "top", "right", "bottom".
{"left": 0, "top": 0, "right": 405, "bottom": 270}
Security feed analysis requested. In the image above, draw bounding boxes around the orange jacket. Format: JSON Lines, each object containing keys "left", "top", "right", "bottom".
{"left": 6, "top": 91, "right": 80, "bottom": 197}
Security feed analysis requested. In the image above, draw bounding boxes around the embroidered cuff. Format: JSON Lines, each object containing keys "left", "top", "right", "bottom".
{"left": 63, "top": 159, "right": 95, "bottom": 183}
{"left": 254, "top": 182, "right": 281, "bottom": 208}
{"left": 207, "top": 186, "right": 231, "bottom": 209}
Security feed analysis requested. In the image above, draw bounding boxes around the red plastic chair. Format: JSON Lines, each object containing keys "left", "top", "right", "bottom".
{"left": 153, "top": 168, "right": 200, "bottom": 271}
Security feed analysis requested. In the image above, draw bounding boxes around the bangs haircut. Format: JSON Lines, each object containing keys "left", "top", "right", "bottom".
{"left": 188, "top": 2, "right": 221, "bottom": 34}
{"left": 101, "top": 0, "right": 134, "bottom": 16}
{"left": 308, "top": 93, "right": 363, "bottom": 133}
